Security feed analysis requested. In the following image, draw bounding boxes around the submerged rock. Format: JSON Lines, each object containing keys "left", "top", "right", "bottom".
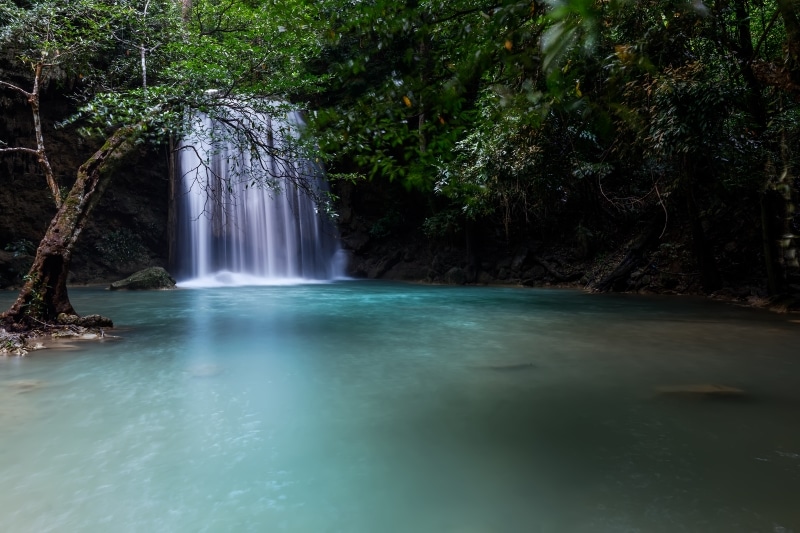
{"left": 656, "top": 384, "right": 746, "bottom": 398}
{"left": 7, "top": 379, "right": 47, "bottom": 393}
{"left": 474, "top": 362, "right": 536, "bottom": 372}
{"left": 109, "top": 267, "right": 176, "bottom": 291}
{"left": 0, "top": 329, "right": 29, "bottom": 356}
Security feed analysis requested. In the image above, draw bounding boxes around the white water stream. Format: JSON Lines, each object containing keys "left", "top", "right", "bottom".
{"left": 175, "top": 110, "right": 345, "bottom": 287}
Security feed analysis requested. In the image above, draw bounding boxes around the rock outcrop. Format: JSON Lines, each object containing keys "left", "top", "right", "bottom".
{"left": 109, "top": 267, "right": 176, "bottom": 290}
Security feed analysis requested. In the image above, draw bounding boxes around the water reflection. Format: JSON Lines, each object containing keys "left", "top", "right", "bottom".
{"left": 1, "top": 283, "right": 799, "bottom": 532}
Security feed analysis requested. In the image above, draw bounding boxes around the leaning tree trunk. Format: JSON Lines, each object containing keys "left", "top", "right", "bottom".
{"left": 1, "top": 125, "right": 142, "bottom": 331}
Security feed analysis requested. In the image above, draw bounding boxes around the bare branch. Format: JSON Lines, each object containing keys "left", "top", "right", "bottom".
{"left": 0, "top": 147, "right": 39, "bottom": 156}
{"left": 0, "top": 80, "right": 32, "bottom": 99}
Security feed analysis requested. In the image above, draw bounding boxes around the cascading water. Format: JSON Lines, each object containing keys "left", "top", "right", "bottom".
{"left": 174, "top": 108, "right": 345, "bottom": 287}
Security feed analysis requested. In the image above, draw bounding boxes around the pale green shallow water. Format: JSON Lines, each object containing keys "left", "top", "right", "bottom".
{"left": 1, "top": 282, "right": 800, "bottom": 532}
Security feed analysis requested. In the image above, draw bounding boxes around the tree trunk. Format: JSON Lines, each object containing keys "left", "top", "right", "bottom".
{"left": 778, "top": 0, "right": 800, "bottom": 87}
{"left": 167, "top": 136, "right": 178, "bottom": 271}
{"left": 1, "top": 125, "right": 142, "bottom": 330}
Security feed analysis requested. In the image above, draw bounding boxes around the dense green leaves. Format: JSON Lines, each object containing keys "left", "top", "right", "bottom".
{"left": 2, "top": 0, "right": 799, "bottom": 290}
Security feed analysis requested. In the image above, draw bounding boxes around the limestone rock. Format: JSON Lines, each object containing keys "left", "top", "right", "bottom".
{"left": 511, "top": 247, "right": 529, "bottom": 271}
{"left": 444, "top": 266, "right": 467, "bottom": 285}
{"left": 109, "top": 267, "right": 176, "bottom": 291}
{"left": 342, "top": 232, "right": 370, "bottom": 253}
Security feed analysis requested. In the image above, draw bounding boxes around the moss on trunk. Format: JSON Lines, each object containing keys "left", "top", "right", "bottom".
{"left": 1, "top": 125, "right": 142, "bottom": 330}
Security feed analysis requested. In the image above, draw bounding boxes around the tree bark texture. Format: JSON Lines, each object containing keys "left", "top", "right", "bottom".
{"left": 1, "top": 125, "right": 142, "bottom": 330}
{"left": 778, "top": 0, "right": 800, "bottom": 87}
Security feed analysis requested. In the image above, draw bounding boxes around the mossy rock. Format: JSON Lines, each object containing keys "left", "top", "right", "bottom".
{"left": 57, "top": 313, "right": 114, "bottom": 328}
{"left": 109, "top": 267, "right": 176, "bottom": 291}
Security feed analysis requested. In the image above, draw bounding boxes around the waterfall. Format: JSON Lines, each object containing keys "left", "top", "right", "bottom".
{"left": 174, "top": 108, "right": 345, "bottom": 287}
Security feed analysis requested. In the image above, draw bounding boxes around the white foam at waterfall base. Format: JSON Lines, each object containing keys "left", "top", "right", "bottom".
{"left": 175, "top": 108, "right": 345, "bottom": 286}
{"left": 176, "top": 270, "right": 336, "bottom": 288}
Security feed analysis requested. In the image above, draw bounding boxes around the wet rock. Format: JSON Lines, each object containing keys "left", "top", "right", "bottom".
{"left": 79, "top": 314, "right": 114, "bottom": 328}
{"left": 496, "top": 257, "right": 512, "bottom": 269}
{"left": 56, "top": 313, "right": 79, "bottom": 325}
{"left": 383, "top": 261, "right": 429, "bottom": 281}
{"left": 477, "top": 271, "right": 494, "bottom": 285}
{"left": 57, "top": 313, "right": 114, "bottom": 328}
{"left": 511, "top": 247, "right": 529, "bottom": 271}
{"left": 444, "top": 267, "right": 467, "bottom": 285}
{"left": 369, "top": 251, "right": 402, "bottom": 279}
{"left": 431, "top": 254, "right": 446, "bottom": 274}
{"left": 523, "top": 265, "right": 546, "bottom": 280}
{"left": 109, "top": 267, "right": 176, "bottom": 291}
{"left": 481, "top": 363, "right": 535, "bottom": 371}
{"left": 7, "top": 379, "right": 47, "bottom": 393}
{"left": 342, "top": 232, "right": 370, "bottom": 253}
{"left": 0, "top": 330, "right": 29, "bottom": 356}
{"left": 51, "top": 329, "right": 80, "bottom": 338}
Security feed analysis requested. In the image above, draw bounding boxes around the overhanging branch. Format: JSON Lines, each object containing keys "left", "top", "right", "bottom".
{"left": 0, "top": 80, "right": 32, "bottom": 99}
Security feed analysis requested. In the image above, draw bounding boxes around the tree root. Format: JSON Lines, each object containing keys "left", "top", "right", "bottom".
{"left": 532, "top": 255, "right": 584, "bottom": 283}
{"left": 590, "top": 214, "right": 665, "bottom": 292}
{"left": 1, "top": 312, "right": 114, "bottom": 355}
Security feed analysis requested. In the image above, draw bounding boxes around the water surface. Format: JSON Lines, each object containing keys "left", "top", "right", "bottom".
{"left": 1, "top": 283, "right": 799, "bottom": 532}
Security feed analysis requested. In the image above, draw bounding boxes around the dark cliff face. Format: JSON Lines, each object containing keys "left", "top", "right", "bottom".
{"left": 0, "top": 88, "right": 170, "bottom": 288}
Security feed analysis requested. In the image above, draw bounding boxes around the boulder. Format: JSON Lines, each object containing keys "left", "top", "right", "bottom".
{"left": 444, "top": 266, "right": 467, "bottom": 285}
{"left": 511, "top": 247, "right": 529, "bottom": 271}
{"left": 57, "top": 313, "right": 114, "bottom": 328}
{"left": 109, "top": 267, "right": 176, "bottom": 291}
{"left": 342, "top": 231, "right": 370, "bottom": 253}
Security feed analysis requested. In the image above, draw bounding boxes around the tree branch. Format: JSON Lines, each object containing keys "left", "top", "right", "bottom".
{"left": 0, "top": 147, "right": 39, "bottom": 156}
{"left": 0, "top": 80, "right": 32, "bottom": 99}
{"left": 754, "top": 9, "right": 780, "bottom": 58}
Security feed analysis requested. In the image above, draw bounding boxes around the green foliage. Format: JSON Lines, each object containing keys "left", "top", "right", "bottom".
{"left": 21, "top": 272, "right": 45, "bottom": 318}
{"left": 308, "top": 0, "right": 543, "bottom": 190}
{"left": 3, "top": 0, "right": 800, "bottom": 290}
{"left": 0, "top": 0, "right": 117, "bottom": 81}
